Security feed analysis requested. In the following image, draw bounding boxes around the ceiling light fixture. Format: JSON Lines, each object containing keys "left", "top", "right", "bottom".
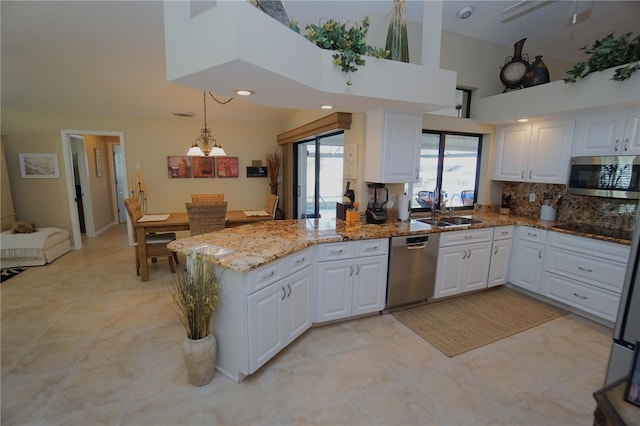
{"left": 320, "top": 104, "right": 334, "bottom": 110}
{"left": 457, "top": 6, "right": 474, "bottom": 19}
{"left": 517, "top": 118, "right": 529, "bottom": 123}
{"left": 234, "top": 89, "right": 254, "bottom": 96}
{"left": 186, "top": 91, "right": 227, "bottom": 157}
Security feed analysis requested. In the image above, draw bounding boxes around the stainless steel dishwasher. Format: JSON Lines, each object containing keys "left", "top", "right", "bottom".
{"left": 386, "top": 234, "right": 439, "bottom": 310}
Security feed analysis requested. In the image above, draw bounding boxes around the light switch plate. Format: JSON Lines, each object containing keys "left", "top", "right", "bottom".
{"left": 529, "top": 193, "right": 536, "bottom": 202}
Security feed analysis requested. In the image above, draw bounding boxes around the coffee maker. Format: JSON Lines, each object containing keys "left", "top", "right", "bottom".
{"left": 366, "top": 183, "right": 388, "bottom": 224}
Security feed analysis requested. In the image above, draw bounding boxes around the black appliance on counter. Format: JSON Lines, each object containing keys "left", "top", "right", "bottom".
{"left": 366, "top": 183, "right": 388, "bottom": 224}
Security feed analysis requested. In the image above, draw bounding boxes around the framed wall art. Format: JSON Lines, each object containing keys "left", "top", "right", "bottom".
{"left": 167, "top": 156, "right": 191, "bottom": 178}
{"left": 192, "top": 156, "right": 216, "bottom": 178}
{"left": 95, "top": 148, "right": 103, "bottom": 177}
{"left": 216, "top": 157, "right": 239, "bottom": 178}
{"left": 19, "top": 153, "right": 60, "bottom": 178}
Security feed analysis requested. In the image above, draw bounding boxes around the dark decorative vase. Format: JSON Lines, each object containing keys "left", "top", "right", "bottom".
{"left": 523, "top": 55, "right": 550, "bottom": 87}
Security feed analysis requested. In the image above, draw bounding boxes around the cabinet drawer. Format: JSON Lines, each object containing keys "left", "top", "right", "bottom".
{"left": 246, "top": 260, "right": 283, "bottom": 294}
{"left": 543, "top": 272, "right": 620, "bottom": 322}
{"left": 547, "top": 231, "right": 630, "bottom": 263}
{"left": 317, "top": 241, "right": 354, "bottom": 262}
{"left": 282, "top": 247, "right": 313, "bottom": 275}
{"left": 354, "top": 238, "right": 389, "bottom": 257}
{"left": 543, "top": 246, "right": 627, "bottom": 293}
{"left": 439, "top": 228, "right": 493, "bottom": 247}
{"left": 493, "top": 225, "right": 514, "bottom": 240}
{"left": 515, "top": 226, "right": 547, "bottom": 244}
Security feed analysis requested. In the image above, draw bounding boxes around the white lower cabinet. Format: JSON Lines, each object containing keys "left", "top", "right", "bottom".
{"left": 316, "top": 238, "right": 389, "bottom": 323}
{"left": 508, "top": 226, "right": 547, "bottom": 292}
{"left": 434, "top": 228, "right": 492, "bottom": 299}
{"left": 487, "top": 226, "right": 514, "bottom": 287}
{"left": 540, "top": 231, "right": 630, "bottom": 322}
{"left": 248, "top": 266, "right": 313, "bottom": 373}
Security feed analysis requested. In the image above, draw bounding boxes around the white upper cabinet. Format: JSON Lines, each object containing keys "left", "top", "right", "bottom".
{"left": 364, "top": 109, "right": 422, "bottom": 183}
{"left": 572, "top": 108, "right": 640, "bottom": 156}
{"left": 493, "top": 119, "right": 574, "bottom": 184}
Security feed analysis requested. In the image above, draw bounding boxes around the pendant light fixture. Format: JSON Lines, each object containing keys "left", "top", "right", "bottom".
{"left": 186, "top": 91, "right": 227, "bottom": 157}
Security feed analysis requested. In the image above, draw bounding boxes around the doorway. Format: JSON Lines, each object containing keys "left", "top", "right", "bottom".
{"left": 293, "top": 132, "right": 344, "bottom": 219}
{"left": 61, "top": 130, "right": 127, "bottom": 249}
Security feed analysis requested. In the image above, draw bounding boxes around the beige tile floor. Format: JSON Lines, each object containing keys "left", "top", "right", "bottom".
{"left": 1, "top": 224, "right": 613, "bottom": 425}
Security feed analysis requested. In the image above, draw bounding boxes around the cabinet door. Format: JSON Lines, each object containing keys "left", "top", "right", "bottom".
{"left": 460, "top": 242, "right": 492, "bottom": 292}
{"left": 488, "top": 239, "right": 513, "bottom": 287}
{"left": 528, "top": 120, "right": 574, "bottom": 183}
{"left": 509, "top": 239, "right": 545, "bottom": 293}
{"left": 352, "top": 255, "right": 388, "bottom": 316}
{"left": 434, "top": 246, "right": 465, "bottom": 299}
{"left": 283, "top": 267, "right": 313, "bottom": 345}
{"left": 381, "top": 112, "right": 422, "bottom": 183}
{"left": 622, "top": 109, "right": 640, "bottom": 154}
{"left": 572, "top": 111, "right": 627, "bottom": 156}
{"left": 247, "top": 282, "right": 284, "bottom": 373}
{"left": 316, "top": 259, "right": 353, "bottom": 323}
{"left": 492, "top": 124, "right": 530, "bottom": 181}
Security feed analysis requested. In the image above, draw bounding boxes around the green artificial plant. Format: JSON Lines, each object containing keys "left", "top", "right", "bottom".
{"left": 290, "top": 17, "right": 389, "bottom": 85}
{"left": 564, "top": 32, "right": 640, "bottom": 83}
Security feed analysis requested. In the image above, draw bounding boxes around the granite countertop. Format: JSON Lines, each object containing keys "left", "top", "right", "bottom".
{"left": 167, "top": 212, "right": 632, "bottom": 272}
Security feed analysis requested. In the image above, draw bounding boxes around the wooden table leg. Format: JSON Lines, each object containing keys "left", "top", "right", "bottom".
{"left": 136, "top": 227, "right": 149, "bottom": 281}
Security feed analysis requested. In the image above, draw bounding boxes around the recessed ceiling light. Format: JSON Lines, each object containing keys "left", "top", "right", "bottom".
{"left": 457, "top": 6, "right": 473, "bottom": 19}
{"left": 517, "top": 118, "right": 529, "bottom": 123}
{"left": 234, "top": 89, "right": 254, "bottom": 96}
{"left": 320, "top": 105, "right": 334, "bottom": 110}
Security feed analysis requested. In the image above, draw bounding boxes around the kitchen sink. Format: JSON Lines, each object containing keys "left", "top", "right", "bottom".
{"left": 416, "top": 218, "right": 454, "bottom": 227}
{"left": 444, "top": 216, "right": 483, "bottom": 225}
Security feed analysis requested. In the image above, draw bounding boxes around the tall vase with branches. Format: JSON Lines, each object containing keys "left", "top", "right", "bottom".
{"left": 171, "top": 253, "right": 221, "bottom": 386}
{"left": 266, "top": 152, "right": 281, "bottom": 196}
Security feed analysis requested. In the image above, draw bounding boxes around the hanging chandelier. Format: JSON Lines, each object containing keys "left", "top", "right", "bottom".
{"left": 186, "top": 91, "right": 227, "bottom": 157}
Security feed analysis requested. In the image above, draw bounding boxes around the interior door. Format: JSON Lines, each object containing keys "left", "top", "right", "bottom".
{"left": 111, "top": 144, "right": 127, "bottom": 223}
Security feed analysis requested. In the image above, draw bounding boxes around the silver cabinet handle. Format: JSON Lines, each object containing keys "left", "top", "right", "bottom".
{"left": 415, "top": 169, "right": 420, "bottom": 180}
{"left": 624, "top": 138, "right": 629, "bottom": 151}
{"left": 500, "top": 231, "right": 509, "bottom": 235}
{"left": 614, "top": 139, "right": 619, "bottom": 151}
{"left": 538, "top": 248, "right": 542, "bottom": 259}
{"left": 529, "top": 170, "right": 532, "bottom": 179}
{"left": 527, "top": 232, "right": 538, "bottom": 237}
{"left": 462, "top": 250, "right": 467, "bottom": 259}
{"left": 464, "top": 235, "right": 472, "bottom": 240}
{"left": 494, "top": 246, "right": 498, "bottom": 255}
{"left": 287, "top": 284, "right": 291, "bottom": 297}
{"left": 330, "top": 249, "right": 344, "bottom": 254}
{"left": 578, "top": 266, "right": 593, "bottom": 272}
{"left": 521, "top": 170, "right": 525, "bottom": 179}
{"left": 281, "top": 287, "right": 286, "bottom": 300}
{"left": 467, "top": 249, "right": 471, "bottom": 258}
{"left": 261, "top": 270, "right": 275, "bottom": 279}
{"left": 295, "top": 257, "right": 305, "bottom": 265}
{"left": 349, "top": 265, "right": 353, "bottom": 276}
{"left": 573, "top": 292, "right": 588, "bottom": 300}
{"left": 355, "top": 265, "right": 360, "bottom": 275}
{"left": 365, "top": 246, "right": 378, "bottom": 251}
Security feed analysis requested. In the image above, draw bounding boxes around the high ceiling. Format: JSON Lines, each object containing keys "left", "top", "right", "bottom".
{"left": 2, "top": 1, "right": 638, "bottom": 122}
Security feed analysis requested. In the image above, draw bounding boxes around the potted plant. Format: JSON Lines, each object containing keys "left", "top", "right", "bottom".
{"left": 171, "top": 252, "right": 221, "bottom": 386}
{"left": 564, "top": 32, "right": 639, "bottom": 83}
{"left": 290, "top": 17, "right": 388, "bottom": 85}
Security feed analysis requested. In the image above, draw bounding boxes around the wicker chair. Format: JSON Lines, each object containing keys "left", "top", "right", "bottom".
{"left": 265, "top": 194, "right": 278, "bottom": 218}
{"left": 186, "top": 201, "right": 228, "bottom": 236}
{"left": 191, "top": 194, "right": 225, "bottom": 203}
{"left": 123, "top": 198, "right": 177, "bottom": 276}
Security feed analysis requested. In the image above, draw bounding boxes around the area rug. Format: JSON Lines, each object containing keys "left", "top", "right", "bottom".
{"left": 1, "top": 267, "right": 27, "bottom": 283}
{"left": 392, "top": 286, "right": 567, "bottom": 357}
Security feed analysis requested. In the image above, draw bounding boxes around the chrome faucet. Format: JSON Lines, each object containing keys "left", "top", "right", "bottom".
{"left": 449, "top": 194, "right": 462, "bottom": 217}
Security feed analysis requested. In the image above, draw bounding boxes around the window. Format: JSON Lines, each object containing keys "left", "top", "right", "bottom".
{"left": 293, "top": 132, "right": 344, "bottom": 219}
{"left": 408, "top": 131, "right": 482, "bottom": 212}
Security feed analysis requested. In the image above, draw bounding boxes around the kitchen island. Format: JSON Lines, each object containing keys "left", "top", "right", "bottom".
{"left": 167, "top": 212, "right": 632, "bottom": 381}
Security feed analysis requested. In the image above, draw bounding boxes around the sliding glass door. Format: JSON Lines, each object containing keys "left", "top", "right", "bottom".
{"left": 293, "top": 132, "right": 344, "bottom": 219}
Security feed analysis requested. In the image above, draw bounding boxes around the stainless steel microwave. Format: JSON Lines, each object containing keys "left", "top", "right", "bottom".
{"left": 568, "top": 156, "right": 640, "bottom": 199}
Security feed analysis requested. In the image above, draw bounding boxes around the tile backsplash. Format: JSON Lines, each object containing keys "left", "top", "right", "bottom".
{"left": 501, "top": 182, "right": 638, "bottom": 232}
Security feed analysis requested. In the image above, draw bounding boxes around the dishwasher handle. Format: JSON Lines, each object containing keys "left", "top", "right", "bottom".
{"left": 406, "top": 243, "right": 427, "bottom": 250}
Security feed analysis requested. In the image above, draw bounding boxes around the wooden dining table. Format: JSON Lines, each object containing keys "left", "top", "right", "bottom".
{"left": 133, "top": 212, "right": 190, "bottom": 282}
{"left": 225, "top": 210, "right": 274, "bottom": 227}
